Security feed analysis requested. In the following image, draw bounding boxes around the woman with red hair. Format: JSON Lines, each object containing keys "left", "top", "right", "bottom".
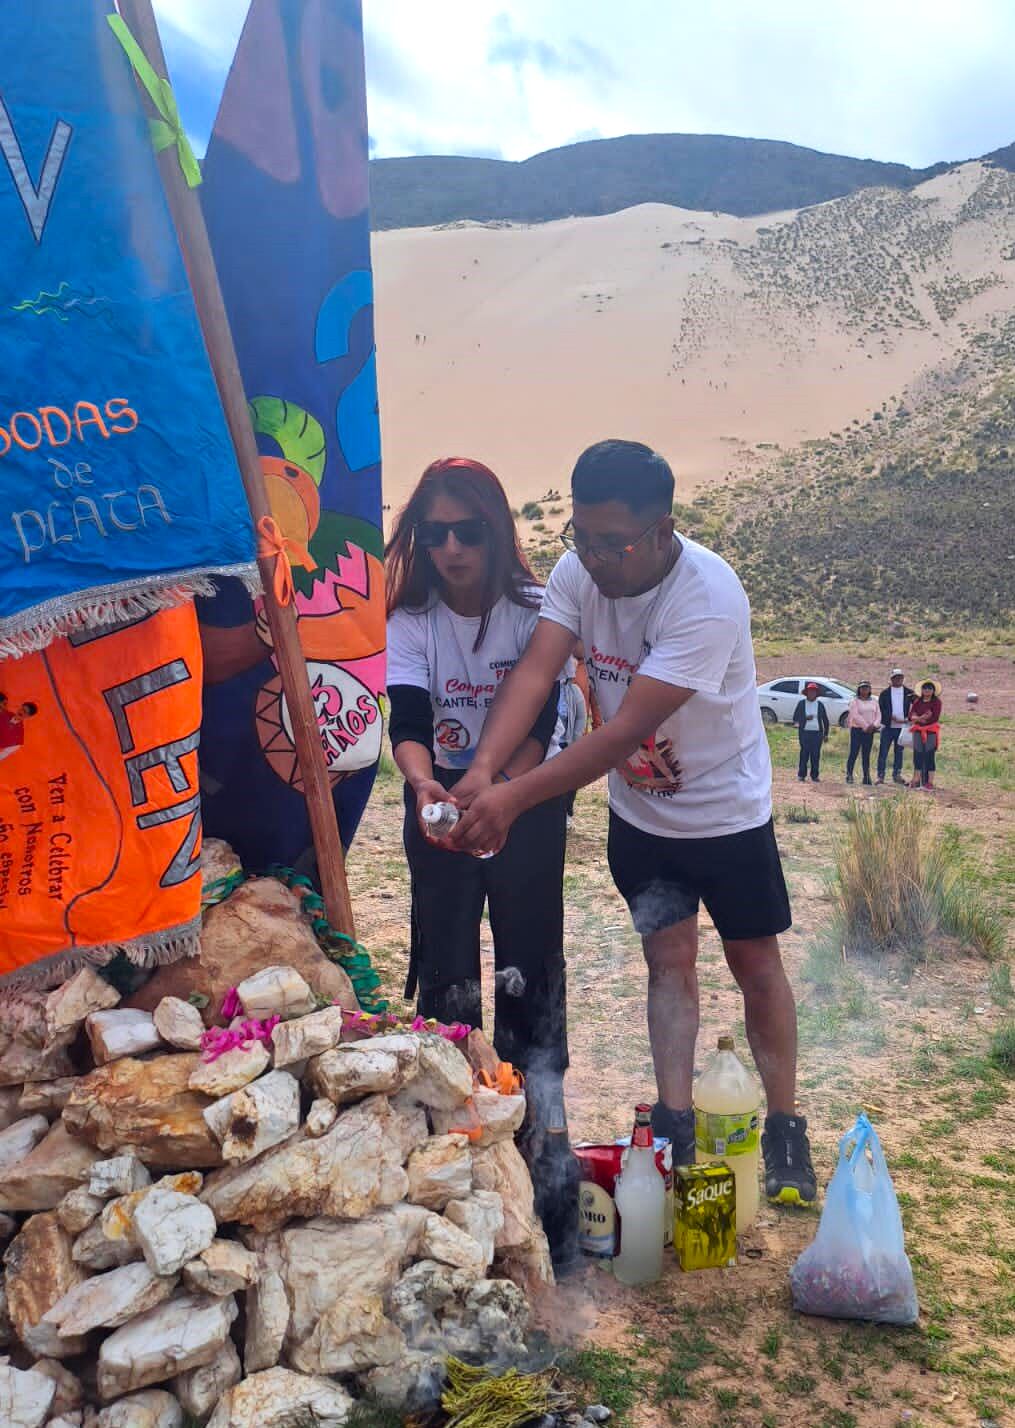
{"left": 386, "top": 458, "right": 569, "bottom": 1134}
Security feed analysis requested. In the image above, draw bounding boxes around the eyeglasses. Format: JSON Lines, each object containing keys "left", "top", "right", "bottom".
{"left": 415, "top": 518, "right": 488, "bottom": 549}
{"left": 560, "top": 516, "right": 664, "bottom": 566}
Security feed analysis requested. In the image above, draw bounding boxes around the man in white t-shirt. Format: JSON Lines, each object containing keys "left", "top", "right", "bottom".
{"left": 450, "top": 439, "right": 815, "bottom": 1205}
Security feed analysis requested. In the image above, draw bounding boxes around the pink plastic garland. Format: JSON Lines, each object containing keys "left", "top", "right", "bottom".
{"left": 198, "top": 989, "right": 471, "bottom": 1064}
{"left": 200, "top": 1015, "right": 280, "bottom": 1062}
{"left": 219, "top": 987, "right": 241, "bottom": 1020}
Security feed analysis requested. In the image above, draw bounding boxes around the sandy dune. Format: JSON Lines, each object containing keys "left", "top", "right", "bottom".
{"left": 372, "top": 161, "right": 1015, "bottom": 514}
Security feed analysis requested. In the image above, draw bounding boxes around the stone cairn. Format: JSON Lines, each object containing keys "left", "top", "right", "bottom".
{"left": 0, "top": 866, "right": 555, "bottom": 1428}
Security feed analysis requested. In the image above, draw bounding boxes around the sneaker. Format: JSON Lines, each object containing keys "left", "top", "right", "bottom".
{"left": 650, "top": 1102, "right": 696, "bottom": 1166}
{"left": 810, "top": 776, "right": 820, "bottom": 783}
{"left": 876, "top": 776, "right": 885, "bottom": 785}
{"left": 845, "top": 775, "right": 854, "bottom": 785}
{"left": 893, "top": 774, "right": 907, "bottom": 785}
{"left": 797, "top": 775, "right": 807, "bottom": 782}
{"left": 762, "top": 1112, "right": 817, "bottom": 1206}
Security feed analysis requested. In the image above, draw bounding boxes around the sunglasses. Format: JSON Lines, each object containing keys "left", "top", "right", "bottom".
{"left": 415, "top": 518, "right": 488, "bottom": 549}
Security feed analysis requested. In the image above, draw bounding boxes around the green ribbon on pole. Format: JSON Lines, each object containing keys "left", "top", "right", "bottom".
{"left": 107, "top": 13, "right": 202, "bottom": 188}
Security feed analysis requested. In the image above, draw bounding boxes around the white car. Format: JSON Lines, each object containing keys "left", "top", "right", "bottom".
{"left": 757, "top": 677, "right": 855, "bottom": 729}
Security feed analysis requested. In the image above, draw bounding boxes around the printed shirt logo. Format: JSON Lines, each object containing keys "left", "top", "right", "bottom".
{"left": 436, "top": 718, "right": 470, "bottom": 753}
{"left": 619, "top": 733, "right": 683, "bottom": 796}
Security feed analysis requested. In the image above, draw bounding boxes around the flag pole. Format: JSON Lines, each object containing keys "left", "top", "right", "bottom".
{"left": 117, "top": 0, "right": 357, "bottom": 938}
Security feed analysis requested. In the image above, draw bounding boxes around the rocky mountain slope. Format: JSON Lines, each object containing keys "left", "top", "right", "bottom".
{"left": 369, "top": 131, "right": 961, "bottom": 231}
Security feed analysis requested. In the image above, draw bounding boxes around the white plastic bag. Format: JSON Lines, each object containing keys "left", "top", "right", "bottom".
{"left": 790, "top": 1113, "right": 918, "bottom": 1325}
{"left": 898, "top": 727, "right": 913, "bottom": 749}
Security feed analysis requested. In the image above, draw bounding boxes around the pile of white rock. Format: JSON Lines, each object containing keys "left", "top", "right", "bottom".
{"left": 0, "top": 958, "right": 554, "bottom": 1428}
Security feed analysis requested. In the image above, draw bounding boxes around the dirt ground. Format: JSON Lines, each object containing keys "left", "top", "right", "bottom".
{"left": 345, "top": 685, "right": 1014, "bottom": 1428}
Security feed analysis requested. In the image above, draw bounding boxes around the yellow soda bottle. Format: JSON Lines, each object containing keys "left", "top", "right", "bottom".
{"left": 693, "top": 1035, "right": 760, "bottom": 1233}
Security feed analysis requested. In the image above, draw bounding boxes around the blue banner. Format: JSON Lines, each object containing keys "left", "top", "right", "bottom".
{"left": 198, "top": 0, "right": 384, "bottom": 870}
{"left": 0, "top": 1, "right": 256, "bottom": 657}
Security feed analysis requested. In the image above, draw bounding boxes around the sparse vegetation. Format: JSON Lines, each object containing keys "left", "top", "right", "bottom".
{"left": 989, "top": 1020, "right": 1015, "bottom": 1071}
{"left": 520, "top": 501, "right": 544, "bottom": 521}
{"left": 832, "top": 799, "right": 1004, "bottom": 959}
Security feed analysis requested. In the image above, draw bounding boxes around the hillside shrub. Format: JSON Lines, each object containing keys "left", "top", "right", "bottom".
{"left": 832, "top": 799, "right": 1004, "bottom": 959}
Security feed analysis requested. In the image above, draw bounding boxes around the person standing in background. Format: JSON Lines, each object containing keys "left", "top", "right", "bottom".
{"left": 845, "top": 680, "right": 880, "bottom": 785}
{"left": 877, "top": 668, "right": 915, "bottom": 785}
{"left": 909, "top": 680, "right": 943, "bottom": 790}
{"left": 793, "top": 681, "right": 828, "bottom": 782}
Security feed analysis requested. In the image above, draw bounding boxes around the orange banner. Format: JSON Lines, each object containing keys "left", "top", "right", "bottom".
{"left": 0, "top": 604, "right": 203, "bottom": 986}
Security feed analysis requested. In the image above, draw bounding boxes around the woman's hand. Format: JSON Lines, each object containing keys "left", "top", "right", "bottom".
{"left": 414, "top": 777, "right": 451, "bottom": 840}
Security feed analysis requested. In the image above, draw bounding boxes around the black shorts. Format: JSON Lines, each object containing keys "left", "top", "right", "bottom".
{"left": 607, "top": 812, "right": 792, "bottom": 941}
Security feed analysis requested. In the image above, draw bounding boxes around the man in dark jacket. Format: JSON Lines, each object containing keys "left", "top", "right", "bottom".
{"left": 793, "top": 681, "right": 829, "bottom": 782}
{"left": 877, "top": 668, "right": 915, "bottom": 784}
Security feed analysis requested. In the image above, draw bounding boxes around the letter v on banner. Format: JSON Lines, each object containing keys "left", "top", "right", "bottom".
{"left": 0, "top": 94, "right": 72, "bottom": 241}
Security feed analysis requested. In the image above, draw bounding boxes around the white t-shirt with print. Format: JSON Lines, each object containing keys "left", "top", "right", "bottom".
{"left": 387, "top": 592, "right": 560, "bottom": 770}
{"left": 539, "top": 539, "right": 771, "bottom": 838}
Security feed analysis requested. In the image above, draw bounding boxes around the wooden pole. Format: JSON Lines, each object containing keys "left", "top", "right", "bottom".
{"left": 118, "top": 0, "right": 356, "bottom": 937}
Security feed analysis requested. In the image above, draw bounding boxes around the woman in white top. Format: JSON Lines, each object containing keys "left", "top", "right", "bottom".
{"left": 386, "top": 458, "right": 568, "bottom": 1120}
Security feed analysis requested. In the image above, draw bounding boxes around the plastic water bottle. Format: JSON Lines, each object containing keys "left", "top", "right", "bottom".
{"left": 421, "top": 801, "right": 494, "bottom": 858}
{"left": 693, "top": 1034, "right": 760, "bottom": 1233}
{"left": 612, "top": 1103, "right": 666, "bottom": 1286}
{"left": 421, "top": 801, "right": 459, "bottom": 837}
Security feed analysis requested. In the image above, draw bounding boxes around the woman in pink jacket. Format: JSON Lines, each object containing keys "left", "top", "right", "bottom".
{"left": 845, "top": 679, "right": 880, "bottom": 785}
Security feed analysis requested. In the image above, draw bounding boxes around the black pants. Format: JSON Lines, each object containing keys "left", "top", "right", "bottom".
{"left": 403, "top": 775, "right": 569, "bottom": 1076}
{"left": 798, "top": 731, "right": 823, "bottom": 780}
{"left": 846, "top": 728, "right": 875, "bottom": 781}
{"left": 877, "top": 726, "right": 904, "bottom": 779}
{"left": 912, "top": 729, "right": 938, "bottom": 781}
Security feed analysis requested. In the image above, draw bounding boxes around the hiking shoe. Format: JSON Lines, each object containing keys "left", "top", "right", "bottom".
{"left": 763, "top": 1112, "right": 817, "bottom": 1206}
{"left": 651, "top": 1102, "right": 696, "bottom": 1166}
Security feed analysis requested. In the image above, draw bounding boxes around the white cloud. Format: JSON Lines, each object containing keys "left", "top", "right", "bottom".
{"left": 154, "top": 0, "right": 1015, "bottom": 169}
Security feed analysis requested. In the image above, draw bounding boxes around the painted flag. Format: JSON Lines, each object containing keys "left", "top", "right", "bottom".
{"left": 0, "top": 0, "right": 256, "bottom": 657}
{"left": 0, "top": 2, "right": 259, "bottom": 986}
{"left": 0, "top": 604, "right": 206, "bottom": 986}
{"left": 198, "top": 0, "right": 384, "bottom": 874}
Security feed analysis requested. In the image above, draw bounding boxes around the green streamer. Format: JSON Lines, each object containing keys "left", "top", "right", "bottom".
{"left": 107, "top": 14, "right": 202, "bottom": 187}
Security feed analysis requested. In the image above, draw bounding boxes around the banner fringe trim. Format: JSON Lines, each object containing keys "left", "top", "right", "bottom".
{"left": 0, "top": 918, "right": 201, "bottom": 996}
{"left": 0, "top": 563, "right": 261, "bottom": 659}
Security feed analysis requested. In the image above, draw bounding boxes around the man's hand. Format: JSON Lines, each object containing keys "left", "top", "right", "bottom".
{"left": 448, "top": 782, "right": 521, "bottom": 855}
{"left": 448, "top": 765, "right": 494, "bottom": 810}
{"left": 414, "top": 777, "right": 451, "bottom": 841}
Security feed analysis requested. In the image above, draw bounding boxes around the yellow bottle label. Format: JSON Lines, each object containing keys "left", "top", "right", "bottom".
{"left": 578, "top": 1179, "right": 616, "bottom": 1257}
{"left": 695, "top": 1109, "right": 758, "bottom": 1157}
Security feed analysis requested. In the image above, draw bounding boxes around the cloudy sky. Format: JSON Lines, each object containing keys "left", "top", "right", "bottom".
{"left": 154, "top": 0, "right": 1015, "bottom": 168}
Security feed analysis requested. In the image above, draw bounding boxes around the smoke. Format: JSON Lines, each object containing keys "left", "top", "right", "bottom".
{"left": 495, "top": 966, "right": 526, "bottom": 997}
{"left": 629, "top": 878, "right": 697, "bottom": 936}
{"left": 437, "top": 979, "right": 482, "bottom": 1023}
